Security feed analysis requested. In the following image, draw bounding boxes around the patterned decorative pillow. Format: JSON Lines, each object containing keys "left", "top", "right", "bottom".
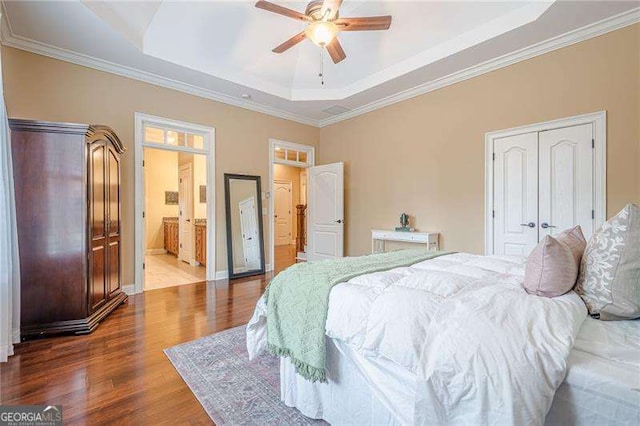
{"left": 523, "top": 235, "right": 578, "bottom": 298}
{"left": 575, "top": 203, "right": 640, "bottom": 320}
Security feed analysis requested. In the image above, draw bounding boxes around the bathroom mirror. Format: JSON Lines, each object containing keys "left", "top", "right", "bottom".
{"left": 224, "top": 174, "right": 266, "bottom": 279}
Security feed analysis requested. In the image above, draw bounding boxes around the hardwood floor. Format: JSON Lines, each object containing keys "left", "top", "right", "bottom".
{"left": 274, "top": 244, "right": 298, "bottom": 274}
{"left": 0, "top": 275, "right": 270, "bottom": 425}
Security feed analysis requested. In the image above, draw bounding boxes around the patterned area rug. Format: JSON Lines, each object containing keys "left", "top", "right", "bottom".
{"left": 164, "top": 326, "right": 324, "bottom": 425}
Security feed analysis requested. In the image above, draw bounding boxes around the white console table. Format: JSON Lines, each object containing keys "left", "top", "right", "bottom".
{"left": 371, "top": 230, "right": 440, "bottom": 254}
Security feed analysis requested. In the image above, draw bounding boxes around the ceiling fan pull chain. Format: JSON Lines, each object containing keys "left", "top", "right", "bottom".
{"left": 319, "top": 48, "right": 325, "bottom": 85}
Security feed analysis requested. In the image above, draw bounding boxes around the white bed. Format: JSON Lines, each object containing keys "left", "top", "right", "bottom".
{"left": 247, "top": 253, "right": 640, "bottom": 425}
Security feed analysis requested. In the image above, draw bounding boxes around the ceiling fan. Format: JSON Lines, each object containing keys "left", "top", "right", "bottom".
{"left": 255, "top": 0, "right": 392, "bottom": 64}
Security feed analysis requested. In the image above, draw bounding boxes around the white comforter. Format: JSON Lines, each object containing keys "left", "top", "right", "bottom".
{"left": 248, "top": 253, "right": 588, "bottom": 425}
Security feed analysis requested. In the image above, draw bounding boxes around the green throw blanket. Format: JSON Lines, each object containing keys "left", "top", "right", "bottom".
{"left": 265, "top": 249, "right": 450, "bottom": 382}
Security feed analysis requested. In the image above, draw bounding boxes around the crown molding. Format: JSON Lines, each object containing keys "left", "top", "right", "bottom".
{"left": 318, "top": 7, "right": 640, "bottom": 128}
{"left": 0, "top": 6, "right": 321, "bottom": 128}
{"left": 1, "top": 4, "right": 638, "bottom": 129}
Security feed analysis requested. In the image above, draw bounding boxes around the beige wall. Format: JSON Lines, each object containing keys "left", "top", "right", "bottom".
{"left": 1, "top": 46, "right": 319, "bottom": 284}
{"left": 319, "top": 24, "right": 640, "bottom": 257}
{"left": 274, "top": 164, "right": 302, "bottom": 241}
{"left": 144, "top": 148, "right": 179, "bottom": 250}
{"left": 4, "top": 23, "right": 639, "bottom": 277}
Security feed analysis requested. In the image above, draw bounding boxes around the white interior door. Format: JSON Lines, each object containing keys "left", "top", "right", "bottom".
{"left": 274, "top": 181, "right": 292, "bottom": 246}
{"left": 493, "top": 133, "right": 539, "bottom": 256}
{"left": 178, "top": 163, "right": 194, "bottom": 263}
{"left": 539, "top": 123, "right": 594, "bottom": 239}
{"left": 239, "top": 196, "right": 261, "bottom": 270}
{"left": 307, "top": 162, "right": 344, "bottom": 261}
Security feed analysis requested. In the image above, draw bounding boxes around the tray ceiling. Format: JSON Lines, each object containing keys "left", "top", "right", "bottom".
{"left": 1, "top": 1, "right": 638, "bottom": 126}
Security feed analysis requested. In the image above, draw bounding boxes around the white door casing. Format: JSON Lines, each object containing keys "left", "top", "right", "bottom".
{"left": 485, "top": 111, "right": 606, "bottom": 255}
{"left": 268, "top": 138, "right": 315, "bottom": 271}
{"left": 239, "top": 196, "right": 261, "bottom": 270}
{"left": 274, "top": 180, "right": 292, "bottom": 246}
{"left": 300, "top": 169, "right": 308, "bottom": 205}
{"left": 493, "top": 132, "right": 540, "bottom": 256}
{"left": 307, "top": 162, "right": 344, "bottom": 261}
{"left": 539, "top": 123, "right": 594, "bottom": 240}
{"left": 178, "top": 163, "right": 194, "bottom": 263}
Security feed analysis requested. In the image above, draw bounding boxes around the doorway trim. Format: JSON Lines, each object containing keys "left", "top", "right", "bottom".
{"left": 131, "top": 112, "right": 216, "bottom": 294}
{"left": 484, "top": 111, "right": 606, "bottom": 255}
{"left": 268, "top": 139, "right": 315, "bottom": 272}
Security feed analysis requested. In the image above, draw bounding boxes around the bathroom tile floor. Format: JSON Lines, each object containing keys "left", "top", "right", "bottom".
{"left": 144, "top": 253, "right": 206, "bottom": 290}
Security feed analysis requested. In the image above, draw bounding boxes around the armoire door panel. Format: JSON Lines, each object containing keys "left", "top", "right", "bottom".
{"left": 493, "top": 133, "right": 539, "bottom": 256}
{"left": 91, "top": 245, "right": 107, "bottom": 311}
{"left": 539, "top": 124, "right": 594, "bottom": 240}
{"left": 91, "top": 144, "right": 106, "bottom": 238}
{"left": 106, "top": 145, "right": 121, "bottom": 295}
{"left": 108, "top": 241, "right": 120, "bottom": 295}
{"left": 108, "top": 147, "right": 120, "bottom": 234}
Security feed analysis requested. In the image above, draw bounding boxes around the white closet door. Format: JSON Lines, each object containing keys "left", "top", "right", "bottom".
{"left": 493, "top": 133, "right": 539, "bottom": 256}
{"left": 539, "top": 124, "right": 594, "bottom": 240}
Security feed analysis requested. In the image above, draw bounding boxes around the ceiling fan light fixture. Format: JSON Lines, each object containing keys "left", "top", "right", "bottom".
{"left": 304, "top": 21, "right": 339, "bottom": 47}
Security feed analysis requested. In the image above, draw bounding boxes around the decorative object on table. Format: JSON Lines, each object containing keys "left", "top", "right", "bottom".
{"left": 165, "top": 191, "right": 178, "bottom": 205}
{"left": 395, "top": 212, "right": 415, "bottom": 232}
{"left": 199, "top": 185, "right": 207, "bottom": 203}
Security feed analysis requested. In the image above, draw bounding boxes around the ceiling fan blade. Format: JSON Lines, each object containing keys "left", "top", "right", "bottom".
{"left": 321, "top": 0, "right": 343, "bottom": 20}
{"left": 255, "top": 1, "right": 311, "bottom": 22}
{"left": 335, "top": 16, "right": 392, "bottom": 31}
{"left": 326, "top": 37, "right": 346, "bottom": 64}
{"left": 273, "top": 31, "right": 307, "bottom": 53}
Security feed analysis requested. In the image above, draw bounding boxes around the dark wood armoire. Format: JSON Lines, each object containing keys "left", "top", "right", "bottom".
{"left": 10, "top": 119, "right": 128, "bottom": 339}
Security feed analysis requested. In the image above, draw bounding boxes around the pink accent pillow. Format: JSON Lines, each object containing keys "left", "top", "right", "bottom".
{"left": 555, "top": 225, "right": 587, "bottom": 266}
{"left": 523, "top": 235, "right": 578, "bottom": 298}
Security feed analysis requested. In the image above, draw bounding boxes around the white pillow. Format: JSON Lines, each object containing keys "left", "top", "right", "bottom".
{"left": 575, "top": 203, "right": 640, "bottom": 320}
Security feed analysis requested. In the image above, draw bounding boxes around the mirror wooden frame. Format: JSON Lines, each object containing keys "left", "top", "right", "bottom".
{"left": 224, "top": 173, "right": 266, "bottom": 280}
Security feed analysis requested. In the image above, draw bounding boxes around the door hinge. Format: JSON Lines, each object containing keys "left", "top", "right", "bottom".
{"left": 180, "top": 243, "right": 182, "bottom": 248}
{"left": 592, "top": 210, "right": 595, "bottom": 219}
{"left": 592, "top": 139, "right": 595, "bottom": 149}
{"left": 142, "top": 160, "right": 145, "bottom": 167}
{"left": 492, "top": 210, "right": 495, "bottom": 218}
{"left": 492, "top": 153, "right": 496, "bottom": 161}
{"left": 143, "top": 262, "right": 145, "bottom": 270}
{"left": 142, "top": 211, "right": 145, "bottom": 218}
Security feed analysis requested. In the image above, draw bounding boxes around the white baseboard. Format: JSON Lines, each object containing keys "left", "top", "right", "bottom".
{"left": 122, "top": 284, "right": 137, "bottom": 295}
{"left": 214, "top": 263, "right": 273, "bottom": 281}
{"left": 215, "top": 270, "right": 229, "bottom": 280}
{"left": 146, "top": 248, "right": 167, "bottom": 255}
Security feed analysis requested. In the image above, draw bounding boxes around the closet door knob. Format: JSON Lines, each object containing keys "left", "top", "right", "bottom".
{"left": 541, "top": 223, "right": 556, "bottom": 229}
{"left": 520, "top": 222, "right": 536, "bottom": 228}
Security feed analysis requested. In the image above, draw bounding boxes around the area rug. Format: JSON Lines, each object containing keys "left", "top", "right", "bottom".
{"left": 164, "top": 326, "right": 324, "bottom": 425}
